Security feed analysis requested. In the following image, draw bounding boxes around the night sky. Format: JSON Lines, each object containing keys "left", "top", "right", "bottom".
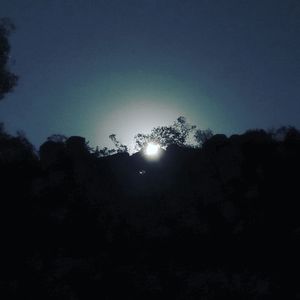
{"left": 1, "top": 0, "right": 299, "bottom": 149}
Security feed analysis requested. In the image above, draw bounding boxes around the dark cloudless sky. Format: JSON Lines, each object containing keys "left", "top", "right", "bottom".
{"left": 1, "top": 0, "right": 299, "bottom": 149}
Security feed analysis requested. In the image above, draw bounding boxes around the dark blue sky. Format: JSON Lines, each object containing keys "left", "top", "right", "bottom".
{"left": 1, "top": 0, "right": 299, "bottom": 148}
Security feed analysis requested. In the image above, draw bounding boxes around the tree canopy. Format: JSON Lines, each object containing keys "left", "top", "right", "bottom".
{"left": 134, "top": 116, "right": 197, "bottom": 151}
{"left": 0, "top": 18, "right": 18, "bottom": 101}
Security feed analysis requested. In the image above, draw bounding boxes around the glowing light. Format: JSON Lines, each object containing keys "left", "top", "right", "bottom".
{"left": 145, "top": 143, "right": 160, "bottom": 156}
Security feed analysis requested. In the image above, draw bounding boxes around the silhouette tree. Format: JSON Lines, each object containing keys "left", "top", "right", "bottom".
{"left": 0, "top": 18, "right": 18, "bottom": 100}
{"left": 93, "top": 146, "right": 116, "bottom": 157}
{"left": 47, "top": 134, "right": 68, "bottom": 143}
{"left": 194, "top": 128, "right": 214, "bottom": 146}
{"left": 134, "top": 116, "right": 196, "bottom": 150}
{"left": 269, "top": 125, "right": 300, "bottom": 143}
{"left": 109, "top": 134, "right": 128, "bottom": 153}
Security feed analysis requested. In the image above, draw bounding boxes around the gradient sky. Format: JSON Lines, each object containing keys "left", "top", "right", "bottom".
{"left": 0, "top": 0, "right": 299, "bottom": 149}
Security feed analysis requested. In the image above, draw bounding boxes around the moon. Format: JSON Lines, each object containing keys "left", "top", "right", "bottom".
{"left": 145, "top": 143, "right": 160, "bottom": 156}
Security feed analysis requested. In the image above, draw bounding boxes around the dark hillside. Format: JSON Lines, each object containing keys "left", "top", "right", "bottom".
{"left": 1, "top": 127, "right": 300, "bottom": 299}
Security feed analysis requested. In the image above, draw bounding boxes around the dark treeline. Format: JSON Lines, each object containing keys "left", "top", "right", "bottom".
{"left": 1, "top": 124, "right": 300, "bottom": 299}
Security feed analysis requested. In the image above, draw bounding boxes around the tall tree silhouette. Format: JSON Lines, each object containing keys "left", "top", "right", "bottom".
{"left": 0, "top": 18, "right": 18, "bottom": 101}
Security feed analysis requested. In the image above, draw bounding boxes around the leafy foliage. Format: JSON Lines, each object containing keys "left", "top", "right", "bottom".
{"left": 109, "top": 134, "right": 128, "bottom": 153}
{"left": 0, "top": 18, "right": 18, "bottom": 100}
{"left": 194, "top": 128, "right": 214, "bottom": 145}
{"left": 93, "top": 146, "right": 116, "bottom": 157}
{"left": 134, "top": 116, "right": 197, "bottom": 151}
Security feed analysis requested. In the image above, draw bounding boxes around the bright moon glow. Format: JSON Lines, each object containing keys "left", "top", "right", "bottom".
{"left": 145, "top": 143, "right": 160, "bottom": 156}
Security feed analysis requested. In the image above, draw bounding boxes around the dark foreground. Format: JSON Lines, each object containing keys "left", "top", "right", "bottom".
{"left": 1, "top": 128, "right": 300, "bottom": 299}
